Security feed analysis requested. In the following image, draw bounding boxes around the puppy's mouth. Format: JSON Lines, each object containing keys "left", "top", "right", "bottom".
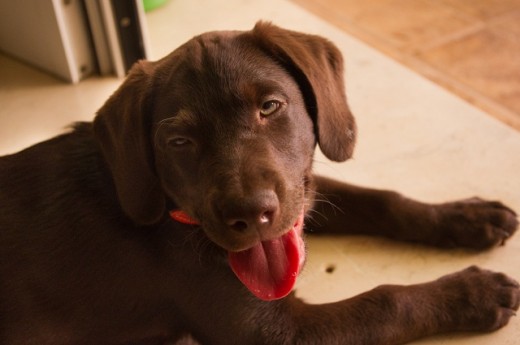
{"left": 227, "top": 210, "right": 305, "bottom": 301}
{"left": 170, "top": 209, "right": 306, "bottom": 301}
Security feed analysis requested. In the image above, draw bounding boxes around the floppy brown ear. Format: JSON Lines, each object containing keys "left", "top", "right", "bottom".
{"left": 93, "top": 61, "right": 165, "bottom": 225}
{"left": 251, "top": 22, "right": 356, "bottom": 162}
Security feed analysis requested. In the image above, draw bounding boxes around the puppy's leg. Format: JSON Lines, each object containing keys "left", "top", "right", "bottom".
{"left": 284, "top": 266, "right": 520, "bottom": 345}
{"left": 310, "top": 175, "right": 518, "bottom": 249}
{"left": 199, "top": 266, "right": 519, "bottom": 344}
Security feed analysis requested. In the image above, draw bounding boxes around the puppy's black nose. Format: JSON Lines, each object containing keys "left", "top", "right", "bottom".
{"left": 222, "top": 190, "right": 279, "bottom": 234}
{"left": 227, "top": 210, "right": 276, "bottom": 233}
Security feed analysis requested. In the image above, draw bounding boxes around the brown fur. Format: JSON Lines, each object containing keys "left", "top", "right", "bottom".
{"left": 0, "top": 22, "right": 518, "bottom": 344}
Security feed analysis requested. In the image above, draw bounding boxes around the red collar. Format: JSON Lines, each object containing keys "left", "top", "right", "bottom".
{"left": 169, "top": 210, "right": 200, "bottom": 225}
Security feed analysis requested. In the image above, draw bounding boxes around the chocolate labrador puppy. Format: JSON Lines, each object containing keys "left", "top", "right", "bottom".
{"left": 0, "top": 22, "right": 518, "bottom": 345}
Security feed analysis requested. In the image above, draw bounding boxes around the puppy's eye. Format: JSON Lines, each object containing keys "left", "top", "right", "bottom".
{"left": 168, "top": 137, "right": 191, "bottom": 147}
{"left": 260, "top": 100, "right": 281, "bottom": 116}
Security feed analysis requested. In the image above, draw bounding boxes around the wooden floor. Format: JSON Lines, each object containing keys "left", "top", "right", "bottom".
{"left": 291, "top": 0, "right": 520, "bottom": 131}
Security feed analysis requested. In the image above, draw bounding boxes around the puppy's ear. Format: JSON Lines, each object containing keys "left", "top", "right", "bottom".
{"left": 93, "top": 61, "right": 165, "bottom": 225}
{"left": 251, "top": 22, "right": 356, "bottom": 162}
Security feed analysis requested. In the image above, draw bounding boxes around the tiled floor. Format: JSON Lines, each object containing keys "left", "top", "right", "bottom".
{"left": 0, "top": 0, "right": 519, "bottom": 344}
{"left": 291, "top": 0, "right": 520, "bottom": 130}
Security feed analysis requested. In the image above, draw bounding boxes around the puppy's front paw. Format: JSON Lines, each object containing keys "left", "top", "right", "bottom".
{"left": 435, "top": 198, "right": 518, "bottom": 250}
{"left": 435, "top": 266, "right": 520, "bottom": 332}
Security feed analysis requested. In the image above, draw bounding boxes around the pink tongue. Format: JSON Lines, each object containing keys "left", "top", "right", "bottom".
{"left": 228, "top": 213, "right": 305, "bottom": 301}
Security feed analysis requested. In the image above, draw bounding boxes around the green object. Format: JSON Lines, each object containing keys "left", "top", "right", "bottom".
{"left": 143, "top": 0, "right": 169, "bottom": 12}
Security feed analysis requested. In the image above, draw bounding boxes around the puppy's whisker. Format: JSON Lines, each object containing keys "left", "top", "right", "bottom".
{"left": 153, "top": 117, "right": 175, "bottom": 149}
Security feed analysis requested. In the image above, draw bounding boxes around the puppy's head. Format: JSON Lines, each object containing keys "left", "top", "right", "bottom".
{"left": 94, "top": 22, "right": 356, "bottom": 299}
